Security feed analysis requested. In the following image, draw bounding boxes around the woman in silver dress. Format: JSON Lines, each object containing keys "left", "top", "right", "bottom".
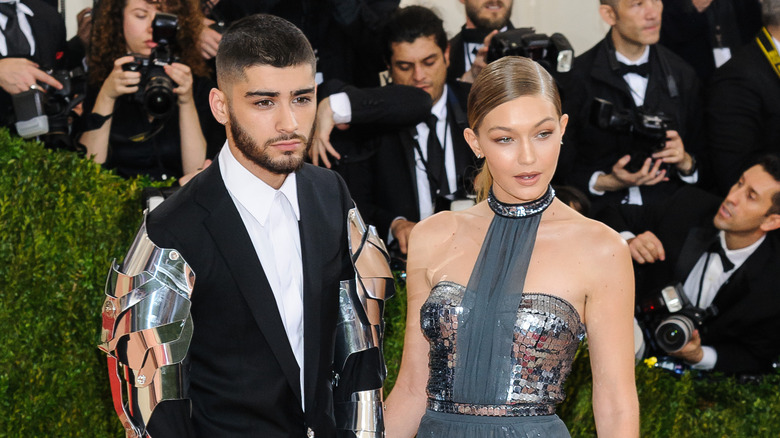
{"left": 384, "top": 56, "right": 639, "bottom": 437}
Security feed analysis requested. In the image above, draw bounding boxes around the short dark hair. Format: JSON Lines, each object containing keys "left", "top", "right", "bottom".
{"left": 600, "top": 0, "right": 619, "bottom": 7}
{"left": 763, "top": 0, "right": 780, "bottom": 27}
{"left": 382, "top": 6, "right": 447, "bottom": 65}
{"left": 757, "top": 154, "right": 780, "bottom": 215}
{"left": 216, "top": 14, "right": 316, "bottom": 89}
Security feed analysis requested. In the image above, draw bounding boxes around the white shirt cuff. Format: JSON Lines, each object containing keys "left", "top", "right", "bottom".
{"left": 589, "top": 171, "right": 606, "bottom": 196}
{"left": 689, "top": 346, "right": 717, "bottom": 371}
{"left": 620, "top": 231, "right": 636, "bottom": 241}
{"left": 329, "top": 92, "right": 352, "bottom": 124}
{"left": 679, "top": 168, "right": 699, "bottom": 185}
{"left": 387, "top": 216, "right": 407, "bottom": 244}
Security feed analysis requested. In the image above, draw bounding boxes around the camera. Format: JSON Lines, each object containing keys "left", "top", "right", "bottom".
{"left": 12, "top": 67, "right": 87, "bottom": 150}
{"left": 122, "top": 12, "right": 179, "bottom": 120}
{"left": 590, "top": 97, "right": 675, "bottom": 173}
{"left": 636, "top": 284, "right": 715, "bottom": 354}
{"left": 486, "top": 27, "right": 574, "bottom": 73}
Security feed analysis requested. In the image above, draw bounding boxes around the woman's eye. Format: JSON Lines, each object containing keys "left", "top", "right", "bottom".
{"left": 537, "top": 131, "right": 553, "bottom": 139}
{"left": 494, "top": 137, "right": 512, "bottom": 143}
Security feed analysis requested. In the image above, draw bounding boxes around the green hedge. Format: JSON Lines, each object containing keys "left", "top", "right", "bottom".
{"left": 2, "top": 130, "right": 780, "bottom": 437}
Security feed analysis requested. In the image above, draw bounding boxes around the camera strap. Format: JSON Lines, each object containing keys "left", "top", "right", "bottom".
{"left": 756, "top": 27, "right": 780, "bottom": 80}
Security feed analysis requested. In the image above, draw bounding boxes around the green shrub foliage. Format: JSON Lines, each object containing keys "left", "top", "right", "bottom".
{"left": 2, "top": 130, "right": 780, "bottom": 436}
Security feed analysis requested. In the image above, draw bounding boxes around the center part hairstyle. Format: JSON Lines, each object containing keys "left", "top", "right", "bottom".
{"left": 468, "top": 56, "right": 562, "bottom": 201}
{"left": 216, "top": 14, "right": 316, "bottom": 90}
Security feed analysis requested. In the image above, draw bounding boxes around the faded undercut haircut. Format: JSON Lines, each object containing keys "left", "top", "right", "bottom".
{"left": 216, "top": 14, "right": 316, "bottom": 89}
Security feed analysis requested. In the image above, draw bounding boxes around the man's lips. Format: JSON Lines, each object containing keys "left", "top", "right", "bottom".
{"left": 270, "top": 140, "right": 302, "bottom": 151}
{"left": 718, "top": 204, "right": 732, "bottom": 219}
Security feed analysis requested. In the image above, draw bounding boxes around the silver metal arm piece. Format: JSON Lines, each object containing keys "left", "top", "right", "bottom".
{"left": 98, "top": 216, "right": 195, "bottom": 438}
{"left": 335, "top": 207, "right": 394, "bottom": 438}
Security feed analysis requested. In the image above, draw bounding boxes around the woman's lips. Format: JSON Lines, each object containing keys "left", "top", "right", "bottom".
{"left": 514, "top": 173, "right": 541, "bottom": 186}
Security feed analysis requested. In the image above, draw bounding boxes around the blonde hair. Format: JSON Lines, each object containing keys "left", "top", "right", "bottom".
{"left": 467, "top": 56, "right": 562, "bottom": 202}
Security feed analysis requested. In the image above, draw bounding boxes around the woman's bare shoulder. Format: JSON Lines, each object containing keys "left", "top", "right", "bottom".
{"left": 547, "top": 202, "right": 629, "bottom": 257}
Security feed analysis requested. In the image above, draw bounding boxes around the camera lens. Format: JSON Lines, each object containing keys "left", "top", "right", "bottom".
{"left": 654, "top": 315, "right": 695, "bottom": 353}
{"left": 144, "top": 74, "right": 176, "bottom": 119}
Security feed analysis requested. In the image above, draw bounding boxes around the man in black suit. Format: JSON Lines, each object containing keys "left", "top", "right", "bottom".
{"left": 558, "top": 0, "right": 704, "bottom": 213}
{"left": 144, "top": 15, "right": 354, "bottom": 437}
{"left": 706, "top": 0, "right": 780, "bottom": 195}
{"left": 349, "top": 6, "right": 478, "bottom": 254}
{"left": 447, "top": 0, "right": 514, "bottom": 83}
{"left": 0, "top": 0, "right": 67, "bottom": 126}
{"left": 600, "top": 156, "right": 780, "bottom": 375}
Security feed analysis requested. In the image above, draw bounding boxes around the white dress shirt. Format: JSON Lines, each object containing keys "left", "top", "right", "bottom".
{"left": 0, "top": 0, "right": 35, "bottom": 57}
{"left": 218, "top": 144, "right": 306, "bottom": 410}
{"left": 682, "top": 231, "right": 764, "bottom": 370}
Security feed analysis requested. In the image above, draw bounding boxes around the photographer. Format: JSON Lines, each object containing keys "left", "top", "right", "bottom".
{"left": 79, "top": 0, "right": 223, "bottom": 181}
{"left": 599, "top": 156, "right": 780, "bottom": 375}
{"left": 558, "top": 0, "right": 704, "bottom": 214}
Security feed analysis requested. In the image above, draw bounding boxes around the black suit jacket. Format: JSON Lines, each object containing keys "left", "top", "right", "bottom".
{"left": 145, "top": 158, "right": 354, "bottom": 437}
{"left": 599, "top": 186, "right": 780, "bottom": 374}
{"left": 349, "top": 86, "right": 479, "bottom": 239}
{"left": 706, "top": 36, "right": 780, "bottom": 195}
{"left": 558, "top": 33, "right": 705, "bottom": 212}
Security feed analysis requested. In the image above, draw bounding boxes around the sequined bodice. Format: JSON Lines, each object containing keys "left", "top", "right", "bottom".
{"left": 420, "top": 281, "right": 585, "bottom": 413}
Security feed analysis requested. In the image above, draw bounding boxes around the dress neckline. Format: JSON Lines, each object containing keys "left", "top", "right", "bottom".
{"left": 487, "top": 185, "right": 555, "bottom": 218}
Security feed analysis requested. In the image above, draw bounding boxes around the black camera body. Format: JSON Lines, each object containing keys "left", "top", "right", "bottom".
{"left": 637, "top": 284, "right": 714, "bottom": 354}
{"left": 486, "top": 27, "right": 574, "bottom": 73}
{"left": 591, "top": 97, "right": 674, "bottom": 173}
{"left": 122, "top": 12, "right": 179, "bottom": 120}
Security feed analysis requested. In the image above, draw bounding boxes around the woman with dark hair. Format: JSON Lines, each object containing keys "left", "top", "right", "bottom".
{"left": 384, "top": 56, "right": 639, "bottom": 437}
{"left": 79, "top": 0, "right": 223, "bottom": 181}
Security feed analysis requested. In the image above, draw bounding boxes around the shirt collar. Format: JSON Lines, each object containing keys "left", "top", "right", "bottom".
{"left": 719, "top": 230, "right": 765, "bottom": 268}
{"left": 431, "top": 84, "right": 448, "bottom": 121}
{"left": 218, "top": 142, "right": 300, "bottom": 226}
{"left": 615, "top": 45, "right": 650, "bottom": 66}
{"left": 0, "top": 1, "right": 34, "bottom": 17}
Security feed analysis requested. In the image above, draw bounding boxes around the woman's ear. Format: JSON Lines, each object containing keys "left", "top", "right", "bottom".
{"left": 464, "top": 127, "right": 482, "bottom": 158}
{"left": 559, "top": 114, "right": 569, "bottom": 138}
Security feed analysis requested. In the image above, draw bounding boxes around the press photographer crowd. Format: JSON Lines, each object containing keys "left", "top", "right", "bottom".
{"left": 3, "top": 0, "right": 780, "bottom": 432}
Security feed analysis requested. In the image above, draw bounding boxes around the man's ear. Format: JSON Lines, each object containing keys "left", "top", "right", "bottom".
{"left": 760, "top": 213, "right": 780, "bottom": 233}
{"left": 209, "top": 88, "right": 228, "bottom": 126}
{"left": 599, "top": 4, "right": 617, "bottom": 27}
{"left": 444, "top": 43, "right": 451, "bottom": 68}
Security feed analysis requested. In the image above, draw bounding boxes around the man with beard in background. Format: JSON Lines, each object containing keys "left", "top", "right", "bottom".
{"left": 447, "top": 0, "right": 514, "bottom": 83}
{"left": 143, "top": 14, "right": 355, "bottom": 437}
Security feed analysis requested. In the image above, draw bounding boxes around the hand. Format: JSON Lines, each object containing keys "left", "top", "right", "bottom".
{"left": 390, "top": 219, "right": 416, "bottom": 255}
{"left": 0, "top": 58, "right": 63, "bottom": 94}
{"left": 652, "top": 130, "right": 694, "bottom": 174}
{"left": 627, "top": 231, "right": 665, "bottom": 264}
{"left": 595, "top": 155, "right": 668, "bottom": 191}
{"left": 100, "top": 56, "right": 141, "bottom": 100}
{"left": 76, "top": 7, "right": 93, "bottom": 48}
{"left": 199, "top": 18, "right": 222, "bottom": 60}
{"left": 670, "top": 330, "right": 704, "bottom": 364}
{"left": 178, "top": 159, "right": 212, "bottom": 186}
{"left": 691, "top": 0, "right": 714, "bottom": 13}
{"left": 165, "top": 63, "right": 195, "bottom": 105}
{"left": 311, "top": 97, "right": 345, "bottom": 168}
{"left": 459, "top": 30, "right": 497, "bottom": 83}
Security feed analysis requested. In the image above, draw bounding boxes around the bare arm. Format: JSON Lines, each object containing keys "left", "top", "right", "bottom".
{"left": 166, "top": 63, "right": 207, "bottom": 175}
{"left": 584, "top": 228, "right": 639, "bottom": 437}
{"left": 384, "top": 224, "right": 434, "bottom": 438}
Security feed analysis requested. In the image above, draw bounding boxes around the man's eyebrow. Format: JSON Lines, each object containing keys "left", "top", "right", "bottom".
{"left": 245, "top": 90, "right": 279, "bottom": 98}
{"left": 293, "top": 87, "right": 315, "bottom": 96}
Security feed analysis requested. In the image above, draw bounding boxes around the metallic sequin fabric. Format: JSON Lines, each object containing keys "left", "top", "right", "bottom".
{"left": 420, "top": 281, "right": 585, "bottom": 417}
{"left": 486, "top": 186, "right": 556, "bottom": 218}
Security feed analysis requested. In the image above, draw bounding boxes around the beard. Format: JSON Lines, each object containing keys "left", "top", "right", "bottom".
{"left": 228, "top": 109, "right": 313, "bottom": 175}
{"left": 466, "top": 0, "right": 512, "bottom": 31}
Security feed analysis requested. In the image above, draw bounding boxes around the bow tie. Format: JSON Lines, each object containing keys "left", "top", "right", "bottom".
{"left": 707, "top": 238, "right": 735, "bottom": 272}
{"left": 616, "top": 62, "right": 650, "bottom": 78}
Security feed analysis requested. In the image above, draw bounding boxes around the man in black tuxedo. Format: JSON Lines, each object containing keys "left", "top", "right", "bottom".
{"left": 145, "top": 15, "right": 354, "bottom": 437}
{"left": 0, "top": 0, "right": 67, "bottom": 126}
{"left": 447, "top": 0, "right": 514, "bottom": 83}
{"left": 558, "top": 0, "right": 704, "bottom": 214}
{"left": 706, "top": 0, "right": 780, "bottom": 195}
{"left": 599, "top": 156, "right": 780, "bottom": 375}
{"left": 349, "top": 6, "right": 479, "bottom": 254}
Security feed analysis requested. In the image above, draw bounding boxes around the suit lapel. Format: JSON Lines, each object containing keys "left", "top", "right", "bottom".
{"left": 674, "top": 227, "right": 714, "bottom": 282}
{"left": 712, "top": 236, "right": 772, "bottom": 313}
{"left": 399, "top": 127, "right": 421, "bottom": 211}
{"left": 195, "top": 161, "right": 303, "bottom": 405}
{"left": 296, "top": 168, "right": 324, "bottom": 414}
{"left": 446, "top": 91, "right": 472, "bottom": 192}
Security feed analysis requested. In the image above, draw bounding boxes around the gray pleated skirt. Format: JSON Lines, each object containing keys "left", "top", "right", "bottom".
{"left": 417, "top": 409, "right": 571, "bottom": 438}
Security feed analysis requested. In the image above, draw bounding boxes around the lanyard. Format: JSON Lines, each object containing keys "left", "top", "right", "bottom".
{"left": 756, "top": 27, "right": 780, "bottom": 80}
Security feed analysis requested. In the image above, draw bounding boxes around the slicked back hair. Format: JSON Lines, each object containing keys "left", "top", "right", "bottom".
{"left": 216, "top": 14, "right": 316, "bottom": 90}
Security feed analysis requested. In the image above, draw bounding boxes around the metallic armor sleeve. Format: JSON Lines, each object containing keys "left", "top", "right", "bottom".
{"left": 98, "top": 217, "right": 195, "bottom": 438}
{"left": 334, "top": 207, "right": 395, "bottom": 438}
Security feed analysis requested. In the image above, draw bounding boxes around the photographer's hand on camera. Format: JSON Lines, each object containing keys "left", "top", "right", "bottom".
{"left": 669, "top": 329, "right": 704, "bottom": 364}
{"left": 0, "top": 58, "right": 63, "bottom": 95}
{"left": 459, "top": 30, "right": 497, "bottom": 84}
{"left": 652, "top": 130, "right": 696, "bottom": 175}
{"left": 390, "top": 218, "right": 416, "bottom": 255}
{"left": 627, "top": 231, "right": 666, "bottom": 264}
{"left": 199, "top": 18, "right": 222, "bottom": 60}
{"left": 594, "top": 155, "right": 668, "bottom": 192}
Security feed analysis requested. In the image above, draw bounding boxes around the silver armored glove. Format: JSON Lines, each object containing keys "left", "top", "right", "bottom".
{"left": 334, "top": 207, "right": 394, "bottom": 438}
{"left": 98, "top": 217, "right": 195, "bottom": 438}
